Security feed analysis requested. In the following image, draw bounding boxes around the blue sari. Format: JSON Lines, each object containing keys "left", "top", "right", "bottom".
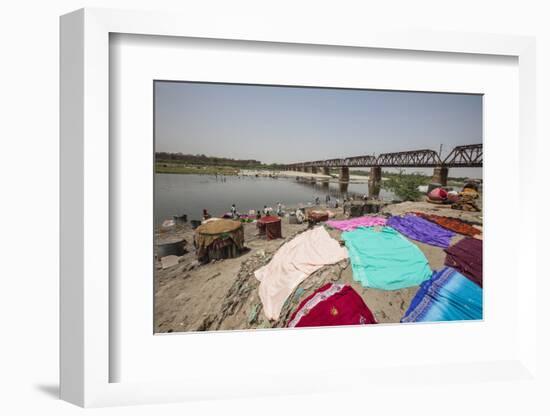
{"left": 401, "top": 267, "right": 482, "bottom": 323}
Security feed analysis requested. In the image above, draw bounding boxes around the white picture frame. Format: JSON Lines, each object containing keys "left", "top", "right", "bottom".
{"left": 60, "top": 7, "right": 538, "bottom": 408}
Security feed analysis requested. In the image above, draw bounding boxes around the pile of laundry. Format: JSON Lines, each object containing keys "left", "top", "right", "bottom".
{"left": 426, "top": 187, "right": 459, "bottom": 204}
{"left": 254, "top": 211, "right": 483, "bottom": 328}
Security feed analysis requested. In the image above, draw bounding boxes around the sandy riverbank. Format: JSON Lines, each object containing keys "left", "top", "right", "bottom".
{"left": 154, "top": 200, "right": 482, "bottom": 333}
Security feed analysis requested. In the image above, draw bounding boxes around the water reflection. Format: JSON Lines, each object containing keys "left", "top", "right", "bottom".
{"left": 155, "top": 174, "right": 395, "bottom": 225}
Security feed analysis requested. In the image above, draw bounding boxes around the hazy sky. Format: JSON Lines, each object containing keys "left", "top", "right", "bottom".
{"left": 155, "top": 81, "right": 482, "bottom": 177}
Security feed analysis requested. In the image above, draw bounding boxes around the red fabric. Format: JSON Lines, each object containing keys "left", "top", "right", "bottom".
{"left": 428, "top": 188, "right": 448, "bottom": 201}
{"left": 265, "top": 221, "right": 282, "bottom": 240}
{"left": 257, "top": 216, "right": 282, "bottom": 239}
{"left": 444, "top": 237, "right": 483, "bottom": 287}
{"left": 287, "top": 283, "right": 376, "bottom": 328}
{"left": 258, "top": 215, "right": 281, "bottom": 224}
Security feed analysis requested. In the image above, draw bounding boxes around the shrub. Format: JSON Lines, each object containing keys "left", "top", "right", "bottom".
{"left": 382, "top": 171, "right": 427, "bottom": 201}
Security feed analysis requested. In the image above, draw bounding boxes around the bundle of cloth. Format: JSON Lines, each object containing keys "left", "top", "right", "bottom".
{"left": 387, "top": 214, "right": 455, "bottom": 248}
{"left": 452, "top": 187, "right": 481, "bottom": 212}
{"left": 255, "top": 226, "right": 348, "bottom": 320}
{"left": 427, "top": 187, "right": 448, "bottom": 202}
{"left": 307, "top": 210, "right": 329, "bottom": 223}
{"left": 444, "top": 237, "right": 483, "bottom": 287}
{"left": 342, "top": 226, "right": 432, "bottom": 290}
{"left": 194, "top": 219, "right": 244, "bottom": 260}
{"left": 326, "top": 215, "right": 387, "bottom": 231}
{"left": 401, "top": 267, "right": 482, "bottom": 323}
{"left": 287, "top": 283, "right": 376, "bottom": 328}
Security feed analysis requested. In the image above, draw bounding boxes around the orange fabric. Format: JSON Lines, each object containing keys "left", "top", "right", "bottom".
{"left": 414, "top": 213, "right": 481, "bottom": 237}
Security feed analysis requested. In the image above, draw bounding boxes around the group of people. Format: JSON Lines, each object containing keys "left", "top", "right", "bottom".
{"left": 201, "top": 202, "right": 285, "bottom": 222}
{"left": 314, "top": 194, "right": 340, "bottom": 208}
{"left": 201, "top": 192, "right": 351, "bottom": 223}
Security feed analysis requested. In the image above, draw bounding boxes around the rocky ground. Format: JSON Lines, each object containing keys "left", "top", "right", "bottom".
{"left": 154, "top": 201, "right": 482, "bottom": 333}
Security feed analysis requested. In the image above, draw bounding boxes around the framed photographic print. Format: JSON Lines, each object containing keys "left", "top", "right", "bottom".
{"left": 60, "top": 8, "right": 539, "bottom": 408}
{"left": 152, "top": 80, "right": 483, "bottom": 333}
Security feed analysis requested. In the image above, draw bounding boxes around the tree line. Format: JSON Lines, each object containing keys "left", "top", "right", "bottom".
{"left": 155, "top": 152, "right": 286, "bottom": 169}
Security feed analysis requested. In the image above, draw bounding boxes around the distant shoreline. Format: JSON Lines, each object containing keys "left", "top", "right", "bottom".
{"left": 155, "top": 163, "right": 472, "bottom": 186}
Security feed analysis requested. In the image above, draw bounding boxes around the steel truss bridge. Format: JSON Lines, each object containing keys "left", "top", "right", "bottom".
{"left": 285, "top": 144, "right": 482, "bottom": 169}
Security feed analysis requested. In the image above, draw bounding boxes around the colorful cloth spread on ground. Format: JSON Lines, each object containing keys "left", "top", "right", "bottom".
{"left": 414, "top": 212, "right": 481, "bottom": 237}
{"left": 287, "top": 283, "right": 376, "bottom": 328}
{"left": 342, "top": 226, "right": 432, "bottom": 290}
{"left": 444, "top": 237, "right": 483, "bottom": 287}
{"left": 401, "top": 267, "right": 482, "bottom": 322}
{"left": 326, "top": 215, "right": 387, "bottom": 231}
{"left": 255, "top": 226, "right": 348, "bottom": 320}
{"left": 387, "top": 214, "right": 455, "bottom": 248}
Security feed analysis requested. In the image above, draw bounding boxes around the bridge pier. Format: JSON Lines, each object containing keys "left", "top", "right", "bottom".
{"left": 431, "top": 166, "right": 449, "bottom": 186}
{"left": 323, "top": 167, "right": 330, "bottom": 176}
{"left": 339, "top": 167, "right": 349, "bottom": 183}
{"left": 368, "top": 166, "right": 382, "bottom": 198}
{"left": 339, "top": 182, "right": 349, "bottom": 195}
{"left": 310, "top": 167, "right": 318, "bottom": 174}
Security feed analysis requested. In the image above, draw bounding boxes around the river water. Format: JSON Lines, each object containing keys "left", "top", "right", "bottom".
{"left": 155, "top": 173, "right": 396, "bottom": 225}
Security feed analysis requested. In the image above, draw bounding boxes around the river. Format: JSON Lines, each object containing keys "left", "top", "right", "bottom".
{"left": 155, "top": 173, "right": 397, "bottom": 225}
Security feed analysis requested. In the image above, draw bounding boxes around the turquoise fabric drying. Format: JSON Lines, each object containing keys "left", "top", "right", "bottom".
{"left": 342, "top": 226, "right": 432, "bottom": 290}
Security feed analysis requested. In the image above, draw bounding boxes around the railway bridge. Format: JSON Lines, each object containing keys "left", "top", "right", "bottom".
{"left": 284, "top": 143, "right": 482, "bottom": 186}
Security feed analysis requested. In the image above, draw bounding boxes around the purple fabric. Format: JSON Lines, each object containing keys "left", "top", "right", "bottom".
{"left": 387, "top": 214, "right": 455, "bottom": 248}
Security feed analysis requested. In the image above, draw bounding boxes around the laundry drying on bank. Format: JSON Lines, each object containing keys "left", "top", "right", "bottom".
{"left": 387, "top": 214, "right": 455, "bottom": 248}
{"left": 401, "top": 267, "right": 483, "bottom": 323}
{"left": 287, "top": 283, "right": 376, "bottom": 328}
{"left": 444, "top": 237, "right": 483, "bottom": 287}
{"left": 254, "top": 226, "right": 348, "bottom": 320}
{"left": 326, "top": 215, "right": 387, "bottom": 232}
{"left": 414, "top": 212, "right": 481, "bottom": 237}
{"left": 342, "top": 226, "right": 432, "bottom": 290}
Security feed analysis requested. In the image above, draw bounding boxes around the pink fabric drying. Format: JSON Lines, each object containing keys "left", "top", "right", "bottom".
{"left": 326, "top": 216, "right": 387, "bottom": 231}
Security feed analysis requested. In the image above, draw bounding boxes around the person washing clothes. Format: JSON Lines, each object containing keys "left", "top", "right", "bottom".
{"left": 276, "top": 202, "right": 283, "bottom": 216}
{"left": 230, "top": 203, "right": 237, "bottom": 219}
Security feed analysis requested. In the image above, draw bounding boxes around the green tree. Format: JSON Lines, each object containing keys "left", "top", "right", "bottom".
{"left": 382, "top": 170, "right": 427, "bottom": 201}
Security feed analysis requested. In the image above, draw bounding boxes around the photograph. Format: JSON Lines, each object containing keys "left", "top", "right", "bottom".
{"left": 153, "top": 81, "right": 483, "bottom": 333}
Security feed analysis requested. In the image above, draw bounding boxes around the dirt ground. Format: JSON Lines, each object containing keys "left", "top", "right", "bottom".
{"left": 154, "top": 201, "right": 482, "bottom": 333}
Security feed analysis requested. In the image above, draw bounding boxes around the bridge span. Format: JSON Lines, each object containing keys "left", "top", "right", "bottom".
{"left": 284, "top": 143, "right": 482, "bottom": 186}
